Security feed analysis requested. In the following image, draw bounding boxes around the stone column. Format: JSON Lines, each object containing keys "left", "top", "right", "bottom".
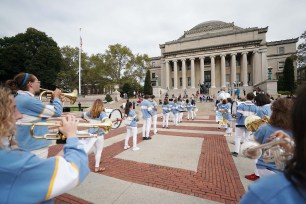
{"left": 261, "top": 50, "right": 268, "bottom": 81}
{"left": 210, "top": 56, "right": 216, "bottom": 88}
{"left": 242, "top": 52, "right": 248, "bottom": 86}
{"left": 173, "top": 60, "right": 178, "bottom": 89}
{"left": 200, "top": 57, "right": 205, "bottom": 85}
{"left": 253, "top": 50, "right": 260, "bottom": 85}
{"left": 182, "top": 59, "right": 187, "bottom": 89}
{"left": 231, "top": 53, "right": 237, "bottom": 87}
{"left": 220, "top": 54, "right": 226, "bottom": 88}
{"left": 165, "top": 60, "right": 170, "bottom": 89}
{"left": 190, "top": 58, "right": 195, "bottom": 88}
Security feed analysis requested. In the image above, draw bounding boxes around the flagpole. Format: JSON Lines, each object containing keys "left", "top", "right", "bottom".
{"left": 78, "top": 28, "right": 82, "bottom": 95}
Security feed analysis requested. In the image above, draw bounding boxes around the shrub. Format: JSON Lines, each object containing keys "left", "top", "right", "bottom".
{"left": 105, "top": 94, "right": 113, "bottom": 102}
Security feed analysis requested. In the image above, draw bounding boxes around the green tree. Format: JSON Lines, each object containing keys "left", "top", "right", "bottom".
{"left": 0, "top": 27, "right": 62, "bottom": 88}
{"left": 282, "top": 57, "right": 295, "bottom": 93}
{"left": 297, "top": 30, "right": 306, "bottom": 69}
{"left": 143, "top": 70, "right": 152, "bottom": 95}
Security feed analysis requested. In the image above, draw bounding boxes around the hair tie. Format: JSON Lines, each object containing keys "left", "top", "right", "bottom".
{"left": 20, "top": 73, "right": 29, "bottom": 87}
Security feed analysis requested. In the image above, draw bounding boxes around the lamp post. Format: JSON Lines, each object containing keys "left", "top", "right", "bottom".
{"left": 155, "top": 75, "right": 158, "bottom": 87}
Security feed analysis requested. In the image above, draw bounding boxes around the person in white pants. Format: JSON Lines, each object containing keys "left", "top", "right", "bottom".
{"left": 162, "top": 98, "right": 170, "bottom": 128}
{"left": 186, "top": 99, "right": 193, "bottom": 120}
{"left": 124, "top": 102, "right": 140, "bottom": 151}
{"left": 140, "top": 95, "right": 152, "bottom": 140}
{"left": 150, "top": 95, "right": 158, "bottom": 134}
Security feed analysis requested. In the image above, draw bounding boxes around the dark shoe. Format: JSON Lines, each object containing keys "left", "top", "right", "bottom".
{"left": 143, "top": 137, "right": 147, "bottom": 140}
{"left": 146, "top": 137, "right": 152, "bottom": 140}
{"left": 231, "top": 152, "right": 238, "bottom": 157}
{"left": 245, "top": 173, "right": 260, "bottom": 181}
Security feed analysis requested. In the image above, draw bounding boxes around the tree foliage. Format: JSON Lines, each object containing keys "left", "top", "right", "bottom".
{"left": 297, "top": 30, "right": 306, "bottom": 69}
{"left": 143, "top": 70, "right": 152, "bottom": 95}
{"left": 282, "top": 57, "right": 295, "bottom": 93}
{"left": 0, "top": 28, "right": 62, "bottom": 89}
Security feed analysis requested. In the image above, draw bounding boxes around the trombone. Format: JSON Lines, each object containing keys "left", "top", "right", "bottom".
{"left": 16, "top": 119, "right": 113, "bottom": 140}
{"left": 39, "top": 88, "right": 78, "bottom": 105}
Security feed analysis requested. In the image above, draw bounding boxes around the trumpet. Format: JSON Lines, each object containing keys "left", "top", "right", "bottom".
{"left": 245, "top": 115, "right": 270, "bottom": 132}
{"left": 16, "top": 119, "right": 112, "bottom": 140}
{"left": 39, "top": 88, "right": 78, "bottom": 105}
{"left": 242, "top": 137, "right": 294, "bottom": 170}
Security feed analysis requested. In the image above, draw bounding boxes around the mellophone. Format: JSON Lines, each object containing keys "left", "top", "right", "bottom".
{"left": 16, "top": 108, "right": 123, "bottom": 140}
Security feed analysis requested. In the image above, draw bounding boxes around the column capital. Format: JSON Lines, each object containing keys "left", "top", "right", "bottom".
{"left": 210, "top": 55, "right": 215, "bottom": 59}
{"left": 220, "top": 54, "right": 226, "bottom": 57}
{"left": 199, "top": 56, "right": 205, "bottom": 60}
{"left": 230, "top": 53, "right": 237, "bottom": 56}
{"left": 165, "top": 60, "right": 170, "bottom": 63}
{"left": 190, "top": 58, "right": 195, "bottom": 61}
{"left": 241, "top": 51, "right": 248, "bottom": 55}
{"left": 173, "top": 59, "right": 178, "bottom": 62}
{"left": 252, "top": 49, "right": 260, "bottom": 54}
{"left": 181, "top": 58, "right": 186, "bottom": 62}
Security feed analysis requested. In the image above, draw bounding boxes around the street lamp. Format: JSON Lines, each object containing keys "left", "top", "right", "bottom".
{"left": 268, "top": 66, "right": 273, "bottom": 80}
{"left": 155, "top": 75, "right": 159, "bottom": 87}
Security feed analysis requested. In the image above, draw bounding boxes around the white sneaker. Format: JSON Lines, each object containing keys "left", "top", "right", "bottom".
{"left": 124, "top": 145, "right": 130, "bottom": 150}
{"left": 133, "top": 147, "right": 140, "bottom": 151}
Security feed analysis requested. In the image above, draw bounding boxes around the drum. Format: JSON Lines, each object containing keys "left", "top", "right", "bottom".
{"left": 105, "top": 108, "right": 122, "bottom": 129}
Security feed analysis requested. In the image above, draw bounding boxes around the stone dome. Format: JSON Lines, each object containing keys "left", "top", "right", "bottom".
{"left": 185, "top": 20, "right": 242, "bottom": 35}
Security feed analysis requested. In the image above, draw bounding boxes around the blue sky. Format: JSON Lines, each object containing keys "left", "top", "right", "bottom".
{"left": 1, "top": 0, "right": 305, "bottom": 57}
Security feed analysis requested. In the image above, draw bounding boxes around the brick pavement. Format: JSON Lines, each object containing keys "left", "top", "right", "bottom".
{"left": 49, "top": 110, "right": 246, "bottom": 204}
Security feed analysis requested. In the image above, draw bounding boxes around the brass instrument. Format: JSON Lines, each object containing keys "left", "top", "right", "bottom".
{"left": 242, "top": 137, "right": 294, "bottom": 170}
{"left": 245, "top": 115, "right": 270, "bottom": 132}
{"left": 39, "top": 88, "right": 78, "bottom": 105}
{"left": 16, "top": 119, "right": 112, "bottom": 140}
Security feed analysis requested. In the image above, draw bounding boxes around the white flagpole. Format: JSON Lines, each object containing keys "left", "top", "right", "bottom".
{"left": 78, "top": 28, "right": 82, "bottom": 95}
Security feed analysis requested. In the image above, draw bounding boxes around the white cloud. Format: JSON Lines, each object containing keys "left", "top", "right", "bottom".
{"left": 1, "top": 0, "right": 305, "bottom": 57}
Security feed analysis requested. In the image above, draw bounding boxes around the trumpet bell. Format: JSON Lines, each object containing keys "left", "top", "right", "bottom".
{"left": 245, "top": 115, "right": 269, "bottom": 132}
{"left": 39, "top": 88, "right": 78, "bottom": 105}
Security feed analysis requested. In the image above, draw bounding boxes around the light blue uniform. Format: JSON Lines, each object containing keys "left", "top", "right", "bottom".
{"left": 127, "top": 110, "right": 137, "bottom": 127}
{"left": 162, "top": 103, "right": 170, "bottom": 114}
{"left": 256, "top": 104, "right": 272, "bottom": 118}
{"left": 240, "top": 173, "right": 306, "bottom": 204}
{"left": 140, "top": 99, "right": 152, "bottom": 119}
{"left": 254, "top": 124, "right": 292, "bottom": 172}
{"left": 0, "top": 138, "right": 89, "bottom": 203}
{"left": 15, "top": 91, "right": 62, "bottom": 151}
{"left": 235, "top": 101, "right": 258, "bottom": 126}
{"left": 186, "top": 102, "right": 192, "bottom": 111}
{"left": 151, "top": 100, "right": 158, "bottom": 116}
{"left": 82, "top": 111, "right": 108, "bottom": 136}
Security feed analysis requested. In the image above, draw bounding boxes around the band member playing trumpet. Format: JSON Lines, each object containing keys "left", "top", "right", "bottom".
{"left": 0, "top": 87, "right": 89, "bottom": 203}
{"left": 81, "top": 99, "right": 108, "bottom": 172}
{"left": 244, "top": 98, "right": 293, "bottom": 181}
{"left": 5, "top": 72, "right": 62, "bottom": 158}
{"left": 240, "top": 83, "right": 306, "bottom": 203}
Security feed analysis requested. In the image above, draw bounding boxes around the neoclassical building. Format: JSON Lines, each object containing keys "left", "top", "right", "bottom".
{"left": 150, "top": 21, "right": 298, "bottom": 96}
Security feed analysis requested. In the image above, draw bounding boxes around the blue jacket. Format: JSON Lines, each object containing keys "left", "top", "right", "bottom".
{"left": 15, "top": 91, "right": 62, "bottom": 151}
{"left": 235, "top": 101, "right": 258, "bottom": 127}
{"left": 140, "top": 99, "right": 152, "bottom": 119}
{"left": 256, "top": 104, "right": 272, "bottom": 118}
{"left": 82, "top": 111, "right": 108, "bottom": 136}
{"left": 126, "top": 110, "right": 137, "bottom": 127}
{"left": 240, "top": 173, "right": 306, "bottom": 204}
{"left": 150, "top": 100, "right": 158, "bottom": 116}
{"left": 254, "top": 124, "right": 292, "bottom": 172}
{"left": 162, "top": 103, "right": 170, "bottom": 114}
{"left": 0, "top": 138, "right": 89, "bottom": 203}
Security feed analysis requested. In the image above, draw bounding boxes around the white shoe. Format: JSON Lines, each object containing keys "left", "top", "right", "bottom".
{"left": 133, "top": 147, "right": 140, "bottom": 151}
{"left": 124, "top": 145, "right": 130, "bottom": 150}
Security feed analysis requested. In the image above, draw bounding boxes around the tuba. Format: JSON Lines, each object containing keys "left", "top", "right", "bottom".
{"left": 245, "top": 115, "right": 270, "bottom": 132}
{"left": 39, "top": 88, "right": 78, "bottom": 105}
{"left": 242, "top": 137, "right": 294, "bottom": 170}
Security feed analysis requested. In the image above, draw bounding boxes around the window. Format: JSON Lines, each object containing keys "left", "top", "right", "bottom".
{"left": 236, "top": 59, "right": 240, "bottom": 66}
{"left": 187, "top": 77, "right": 191, "bottom": 86}
{"left": 278, "top": 47, "right": 285, "bottom": 54}
{"left": 225, "top": 59, "right": 230, "bottom": 67}
{"left": 172, "top": 78, "right": 174, "bottom": 87}
{"left": 278, "top": 62, "right": 285, "bottom": 70}
{"left": 179, "top": 77, "right": 182, "bottom": 86}
{"left": 152, "top": 62, "right": 155, "bottom": 67}
{"left": 152, "top": 73, "right": 155, "bottom": 79}
{"left": 171, "top": 66, "right": 174, "bottom": 72}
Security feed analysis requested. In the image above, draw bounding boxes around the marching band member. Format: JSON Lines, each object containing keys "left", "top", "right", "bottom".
{"left": 225, "top": 98, "right": 234, "bottom": 137}
{"left": 231, "top": 92, "right": 257, "bottom": 157}
{"left": 124, "top": 102, "right": 140, "bottom": 151}
{"left": 162, "top": 98, "right": 170, "bottom": 128}
{"left": 177, "top": 98, "right": 184, "bottom": 123}
{"left": 81, "top": 99, "right": 107, "bottom": 172}
{"left": 240, "top": 83, "right": 306, "bottom": 204}
{"left": 0, "top": 87, "right": 89, "bottom": 203}
{"left": 140, "top": 95, "right": 152, "bottom": 140}
{"left": 5, "top": 72, "right": 62, "bottom": 158}
{"left": 191, "top": 97, "right": 197, "bottom": 120}
{"left": 150, "top": 95, "right": 158, "bottom": 134}
{"left": 245, "top": 98, "right": 293, "bottom": 181}
{"left": 186, "top": 99, "right": 193, "bottom": 120}
{"left": 172, "top": 98, "right": 179, "bottom": 126}
{"left": 254, "top": 93, "right": 272, "bottom": 118}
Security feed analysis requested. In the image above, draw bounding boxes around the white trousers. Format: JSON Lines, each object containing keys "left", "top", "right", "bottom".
{"left": 80, "top": 136, "right": 104, "bottom": 168}
{"left": 163, "top": 113, "right": 169, "bottom": 127}
{"left": 125, "top": 126, "right": 138, "bottom": 148}
{"left": 173, "top": 113, "right": 178, "bottom": 125}
{"left": 179, "top": 112, "right": 183, "bottom": 122}
{"left": 152, "top": 114, "right": 158, "bottom": 134}
{"left": 142, "top": 117, "right": 151, "bottom": 138}
{"left": 234, "top": 127, "right": 251, "bottom": 153}
{"left": 187, "top": 110, "right": 194, "bottom": 119}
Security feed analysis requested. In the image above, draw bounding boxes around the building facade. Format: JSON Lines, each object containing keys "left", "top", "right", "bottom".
{"left": 150, "top": 21, "right": 298, "bottom": 96}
